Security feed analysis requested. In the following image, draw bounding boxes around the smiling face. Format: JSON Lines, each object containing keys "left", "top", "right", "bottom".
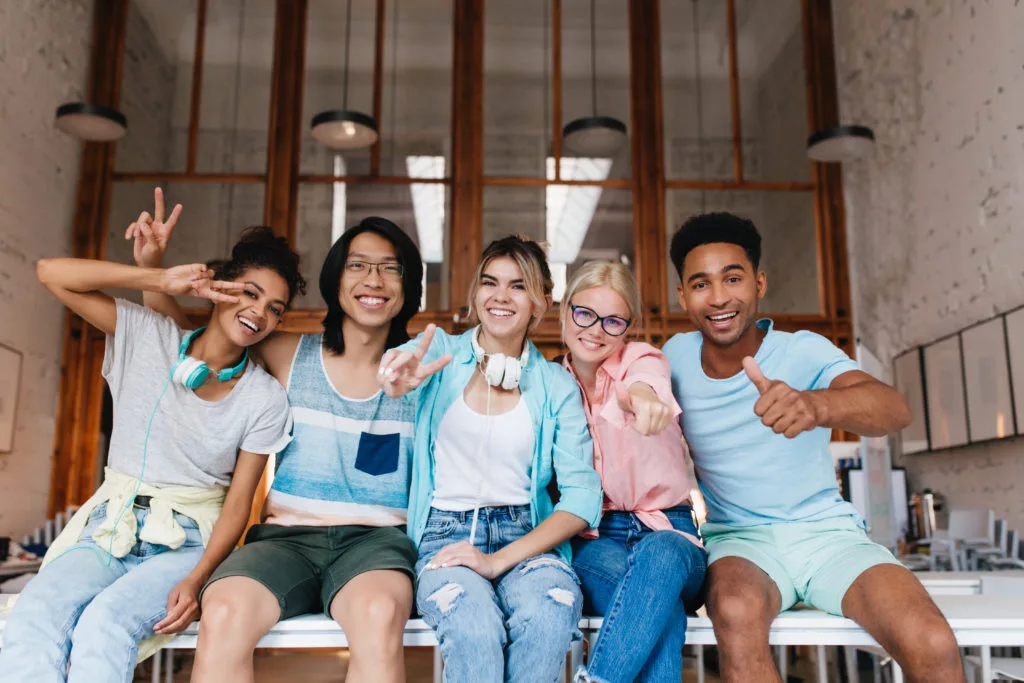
{"left": 676, "top": 241, "right": 766, "bottom": 349}
{"left": 338, "top": 231, "right": 405, "bottom": 331}
{"left": 212, "top": 266, "right": 290, "bottom": 347}
{"left": 472, "top": 256, "right": 546, "bottom": 346}
{"left": 563, "top": 285, "right": 631, "bottom": 367}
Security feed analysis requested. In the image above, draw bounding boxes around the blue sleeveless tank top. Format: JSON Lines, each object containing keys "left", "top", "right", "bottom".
{"left": 265, "top": 333, "right": 415, "bottom": 527}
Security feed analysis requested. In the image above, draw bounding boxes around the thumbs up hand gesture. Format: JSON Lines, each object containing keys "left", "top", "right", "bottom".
{"left": 743, "top": 357, "right": 824, "bottom": 438}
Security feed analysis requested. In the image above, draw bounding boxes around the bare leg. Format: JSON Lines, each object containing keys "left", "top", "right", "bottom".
{"left": 841, "top": 565, "right": 964, "bottom": 683}
{"left": 190, "top": 577, "right": 281, "bottom": 683}
{"left": 329, "top": 570, "right": 413, "bottom": 683}
{"left": 706, "top": 557, "right": 784, "bottom": 683}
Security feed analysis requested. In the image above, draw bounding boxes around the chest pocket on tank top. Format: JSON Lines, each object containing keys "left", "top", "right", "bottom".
{"left": 354, "top": 432, "right": 401, "bottom": 476}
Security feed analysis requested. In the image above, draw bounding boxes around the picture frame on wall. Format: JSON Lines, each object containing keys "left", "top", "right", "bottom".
{"left": 0, "top": 342, "right": 23, "bottom": 453}
{"left": 923, "top": 335, "right": 969, "bottom": 449}
{"left": 893, "top": 348, "right": 930, "bottom": 454}
{"left": 961, "top": 317, "right": 1015, "bottom": 442}
{"left": 1006, "top": 306, "right": 1024, "bottom": 435}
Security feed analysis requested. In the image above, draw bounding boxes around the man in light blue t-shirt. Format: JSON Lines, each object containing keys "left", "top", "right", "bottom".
{"left": 662, "top": 212, "right": 963, "bottom": 683}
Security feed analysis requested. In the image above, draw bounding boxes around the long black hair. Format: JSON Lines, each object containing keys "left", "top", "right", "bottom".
{"left": 319, "top": 217, "right": 424, "bottom": 355}
{"left": 207, "top": 226, "right": 306, "bottom": 306}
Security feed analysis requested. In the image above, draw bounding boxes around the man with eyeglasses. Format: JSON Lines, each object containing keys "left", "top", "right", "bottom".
{"left": 661, "top": 212, "right": 963, "bottom": 683}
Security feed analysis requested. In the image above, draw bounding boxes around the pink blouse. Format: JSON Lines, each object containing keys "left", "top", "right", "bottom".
{"left": 563, "top": 342, "right": 701, "bottom": 546}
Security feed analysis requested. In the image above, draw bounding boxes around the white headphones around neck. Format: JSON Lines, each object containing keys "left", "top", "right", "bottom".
{"left": 470, "top": 326, "right": 530, "bottom": 390}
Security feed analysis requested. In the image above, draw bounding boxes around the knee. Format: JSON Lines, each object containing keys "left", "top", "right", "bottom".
{"left": 348, "top": 592, "right": 408, "bottom": 636}
{"left": 707, "top": 585, "right": 768, "bottom": 637}
{"left": 199, "top": 592, "right": 260, "bottom": 640}
{"left": 636, "top": 532, "right": 703, "bottom": 570}
{"left": 419, "top": 581, "right": 504, "bottom": 642}
{"left": 74, "top": 594, "right": 121, "bottom": 635}
{"left": 910, "top": 622, "right": 961, "bottom": 669}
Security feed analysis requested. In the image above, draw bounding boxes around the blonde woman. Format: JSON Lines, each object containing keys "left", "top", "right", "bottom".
{"left": 560, "top": 261, "right": 707, "bottom": 683}
{"left": 377, "top": 235, "right": 602, "bottom": 683}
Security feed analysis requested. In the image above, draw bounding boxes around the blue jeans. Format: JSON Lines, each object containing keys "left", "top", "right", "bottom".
{"left": 571, "top": 507, "right": 708, "bottom": 683}
{"left": 416, "top": 505, "right": 584, "bottom": 683}
{"left": 0, "top": 503, "right": 205, "bottom": 683}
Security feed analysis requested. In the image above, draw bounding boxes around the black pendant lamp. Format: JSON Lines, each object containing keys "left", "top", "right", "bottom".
{"left": 806, "top": 125, "right": 876, "bottom": 163}
{"left": 54, "top": 102, "right": 127, "bottom": 142}
{"left": 562, "top": 0, "right": 627, "bottom": 157}
{"left": 311, "top": 0, "right": 379, "bottom": 150}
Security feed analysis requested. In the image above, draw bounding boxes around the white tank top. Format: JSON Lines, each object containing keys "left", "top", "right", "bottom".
{"left": 431, "top": 392, "right": 535, "bottom": 511}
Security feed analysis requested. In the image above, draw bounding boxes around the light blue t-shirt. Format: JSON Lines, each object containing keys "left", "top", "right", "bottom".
{"left": 662, "top": 319, "right": 860, "bottom": 527}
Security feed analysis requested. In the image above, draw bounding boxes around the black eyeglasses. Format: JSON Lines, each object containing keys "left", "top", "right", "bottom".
{"left": 344, "top": 260, "right": 404, "bottom": 279}
{"left": 569, "top": 304, "right": 631, "bottom": 337}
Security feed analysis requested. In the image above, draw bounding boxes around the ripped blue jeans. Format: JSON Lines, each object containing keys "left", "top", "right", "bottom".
{"left": 415, "top": 505, "right": 583, "bottom": 683}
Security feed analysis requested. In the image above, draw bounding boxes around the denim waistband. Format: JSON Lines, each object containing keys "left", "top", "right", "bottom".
{"left": 428, "top": 504, "right": 530, "bottom": 524}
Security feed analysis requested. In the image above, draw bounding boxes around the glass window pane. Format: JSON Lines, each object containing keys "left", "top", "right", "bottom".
{"left": 195, "top": 0, "right": 275, "bottom": 174}
{"left": 484, "top": 0, "right": 550, "bottom": 178}
{"left": 736, "top": 0, "right": 812, "bottom": 182}
{"left": 107, "top": 182, "right": 266, "bottom": 305}
{"left": 294, "top": 181, "right": 451, "bottom": 311}
{"left": 664, "top": 190, "right": 820, "bottom": 314}
{"left": 483, "top": 184, "right": 633, "bottom": 303}
{"left": 302, "top": 0, "right": 379, "bottom": 177}
{"left": 660, "top": 0, "right": 736, "bottom": 181}
{"left": 379, "top": 0, "right": 453, "bottom": 177}
{"left": 115, "top": 0, "right": 198, "bottom": 173}
{"left": 559, "top": 0, "right": 631, "bottom": 179}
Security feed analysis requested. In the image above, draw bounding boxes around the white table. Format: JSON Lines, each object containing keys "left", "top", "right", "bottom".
{"left": 917, "top": 571, "right": 1024, "bottom": 596}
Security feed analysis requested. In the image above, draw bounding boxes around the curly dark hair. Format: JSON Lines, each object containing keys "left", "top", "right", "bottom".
{"left": 669, "top": 211, "right": 762, "bottom": 279}
{"left": 207, "top": 226, "right": 306, "bottom": 306}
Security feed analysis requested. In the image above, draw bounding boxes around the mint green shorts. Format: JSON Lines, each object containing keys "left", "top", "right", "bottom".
{"left": 702, "top": 515, "right": 900, "bottom": 616}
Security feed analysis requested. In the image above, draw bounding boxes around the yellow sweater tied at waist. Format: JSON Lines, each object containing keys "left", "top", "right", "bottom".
{"left": 44, "top": 467, "right": 226, "bottom": 564}
{"left": 19, "top": 467, "right": 229, "bottom": 662}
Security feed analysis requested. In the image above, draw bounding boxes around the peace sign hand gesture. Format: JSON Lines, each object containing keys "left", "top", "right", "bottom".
{"left": 126, "top": 187, "right": 182, "bottom": 268}
{"left": 160, "top": 264, "right": 245, "bottom": 302}
{"left": 377, "top": 324, "right": 453, "bottom": 398}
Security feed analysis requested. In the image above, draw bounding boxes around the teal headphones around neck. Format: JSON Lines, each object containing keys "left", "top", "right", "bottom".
{"left": 171, "top": 327, "right": 249, "bottom": 390}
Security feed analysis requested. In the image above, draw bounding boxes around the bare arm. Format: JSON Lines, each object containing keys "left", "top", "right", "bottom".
{"left": 36, "top": 258, "right": 211, "bottom": 336}
{"left": 809, "top": 369, "right": 912, "bottom": 437}
{"left": 153, "top": 450, "right": 269, "bottom": 634}
{"left": 745, "top": 358, "right": 912, "bottom": 439}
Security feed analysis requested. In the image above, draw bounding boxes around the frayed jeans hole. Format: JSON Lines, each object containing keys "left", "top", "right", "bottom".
{"left": 546, "top": 587, "right": 576, "bottom": 607}
{"left": 426, "top": 582, "right": 464, "bottom": 614}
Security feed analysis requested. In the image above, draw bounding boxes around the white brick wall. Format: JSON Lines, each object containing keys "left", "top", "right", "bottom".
{"left": 0, "top": 0, "right": 92, "bottom": 538}
{"left": 834, "top": 1, "right": 1024, "bottom": 531}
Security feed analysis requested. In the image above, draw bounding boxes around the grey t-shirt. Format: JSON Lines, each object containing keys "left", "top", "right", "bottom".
{"left": 102, "top": 299, "right": 293, "bottom": 487}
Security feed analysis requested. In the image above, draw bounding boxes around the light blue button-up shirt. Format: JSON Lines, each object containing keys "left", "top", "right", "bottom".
{"left": 401, "top": 327, "right": 602, "bottom": 563}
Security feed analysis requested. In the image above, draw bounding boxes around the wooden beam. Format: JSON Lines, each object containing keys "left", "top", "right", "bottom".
{"left": 447, "top": 0, "right": 485, "bottom": 315}
{"left": 370, "top": 0, "right": 387, "bottom": 176}
{"left": 664, "top": 179, "right": 815, "bottom": 192}
{"left": 627, "top": 0, "right": 666, "bottom": 331}
{"left": 551, "top": 0, "right": 562, "bottom": 180}
{"left": 725, "top": 0, "right": 744, "bottom": 183}
{"left": 112, "top": 172, "right": 266, "bottom": 183}
{"left": 267, "top": 0, "right": 308, "bottom": 240}
{"left": 186, "top": 0, "right": 208, "bottom": 174}
{"left": 49, "top": 0, "right": 130, "bottom": 515}
{"left": 804, "top": 0, "right": 849, "bottom": 330}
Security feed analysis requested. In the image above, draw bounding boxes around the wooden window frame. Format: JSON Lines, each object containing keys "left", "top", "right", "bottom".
{"left": 48, "top": 0, "right": 851, "bottom": 513}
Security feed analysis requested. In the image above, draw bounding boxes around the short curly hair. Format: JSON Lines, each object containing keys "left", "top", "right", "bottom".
{"left": 669, "top": 212, "right": 762, "bottom": 279}
{"left": 207, "top": 226, "right": 306, "bottom": 306}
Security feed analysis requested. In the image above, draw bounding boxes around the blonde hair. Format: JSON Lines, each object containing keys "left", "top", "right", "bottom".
{"left": 468, "top": 234, "right": 553, "bottom": 331}
{"left": 561, "top": 261, "right": 643, "bottom": 332}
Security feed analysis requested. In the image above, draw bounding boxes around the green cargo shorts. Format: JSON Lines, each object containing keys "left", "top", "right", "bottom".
{"left": 204, "top": 523, "right": 417, "bottom": 619}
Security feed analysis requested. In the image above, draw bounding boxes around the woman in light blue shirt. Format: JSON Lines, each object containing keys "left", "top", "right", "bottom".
{"left": 378, "top": 235, "right": 602, "bottom": 683}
